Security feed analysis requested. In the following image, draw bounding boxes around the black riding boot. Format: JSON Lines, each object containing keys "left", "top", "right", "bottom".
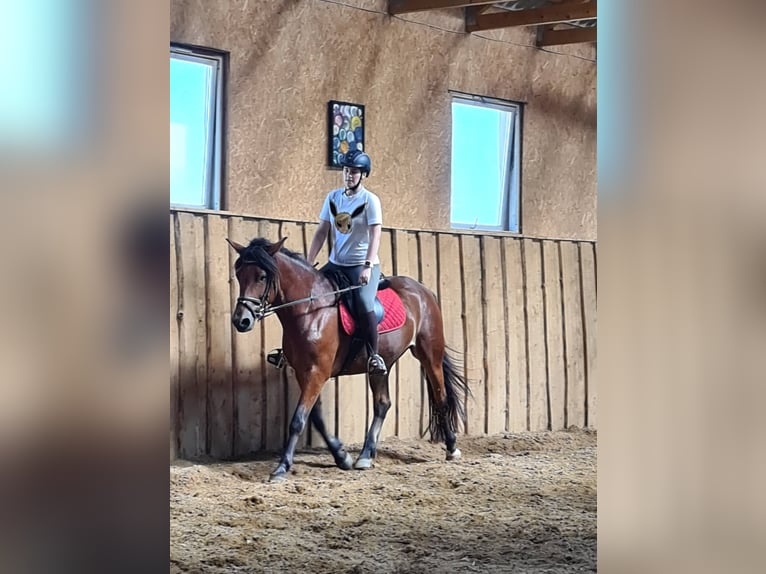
{"left": 362, "top": 310, "right": 387, "bottom": 375}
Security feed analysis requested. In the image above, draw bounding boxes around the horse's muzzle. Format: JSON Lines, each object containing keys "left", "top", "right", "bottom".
{"left": 232, "top": 297, "right": 266, "bottom": 332}
{"left": 232, "top": 315, "right": 254, "bottom": 332}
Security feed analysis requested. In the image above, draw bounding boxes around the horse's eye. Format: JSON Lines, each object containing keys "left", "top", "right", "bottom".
{"left": 258, "top": 274, "right": 266, "bottom": 282}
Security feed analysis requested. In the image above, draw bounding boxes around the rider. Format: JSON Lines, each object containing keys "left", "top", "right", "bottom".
{"left": 307, "top": 150, "right": 387, "bottom": 376}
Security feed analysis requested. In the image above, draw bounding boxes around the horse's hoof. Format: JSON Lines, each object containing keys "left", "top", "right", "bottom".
{"left": 354, "top": 457, "right": 373, "bottom": 470}
{"left": 446, "top": 448, "right": 462, "bottom": 461}
{"left": 336, "top": 452, "right": 353, "bottom": 471}
{"left": 269, "top": 472, "right": 288, "bottom": 482}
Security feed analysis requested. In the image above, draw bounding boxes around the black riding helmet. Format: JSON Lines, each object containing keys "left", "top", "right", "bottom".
{"left": 340, "top": 150, "right": 371, "bottom": 177}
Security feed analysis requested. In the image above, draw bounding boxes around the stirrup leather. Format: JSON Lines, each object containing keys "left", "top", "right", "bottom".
{"left": 267, "top": 348, "right": 286, "bottom": 369}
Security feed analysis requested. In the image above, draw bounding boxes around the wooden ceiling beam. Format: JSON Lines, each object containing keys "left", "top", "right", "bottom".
{"left": 537, "top": 25, "right": 596, "bottom": 46}
{"left": 389, "top": 0, "right": 499, "bottom": 15}
{"left": 466, "top": 0, "right": 596, "bottom": 32}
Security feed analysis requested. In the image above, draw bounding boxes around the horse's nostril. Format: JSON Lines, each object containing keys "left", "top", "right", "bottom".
{"left": 241, "top": 318, "right": 251, "bottom": 329}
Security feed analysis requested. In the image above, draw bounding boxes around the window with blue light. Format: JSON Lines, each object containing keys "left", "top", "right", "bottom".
{"left": 170, "top": 45, "right": 225, "bottom": 209}
{"left": 450, "top": 95, "right": 521, "bottom": 232}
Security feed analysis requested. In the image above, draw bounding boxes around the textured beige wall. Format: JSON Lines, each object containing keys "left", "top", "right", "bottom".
{"left": 171, "top": 0, "right": 596, "bottom": 240}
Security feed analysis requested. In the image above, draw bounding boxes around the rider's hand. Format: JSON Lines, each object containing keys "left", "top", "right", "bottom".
{"left": 359, "top": 267, "right": 372, "bottom": 286}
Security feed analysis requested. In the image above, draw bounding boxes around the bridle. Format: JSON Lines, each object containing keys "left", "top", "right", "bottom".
{"left": 235, "top": 294, "right": 272, "bottom": 321}
{"left": 234, "top": 262, "right": 362, "bottom": 322}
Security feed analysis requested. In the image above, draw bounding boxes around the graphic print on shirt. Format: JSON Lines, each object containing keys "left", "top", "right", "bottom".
{"left": 329, "top": 199, "right": 366, "bottom": 234}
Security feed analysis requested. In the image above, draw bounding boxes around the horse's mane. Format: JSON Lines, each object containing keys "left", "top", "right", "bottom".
{"left": 237, "top": 238, "right": 314, "bottom": 270}
{"left": 236, "top": 237, "right": 320, "bottom": 303}
{"left": 321, "top": 267, "right": 352, "bottom": 290}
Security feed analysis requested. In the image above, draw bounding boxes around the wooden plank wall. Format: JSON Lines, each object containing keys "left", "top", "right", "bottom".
{"left": 170, "top": 210, "right": 597, "bottom": 459}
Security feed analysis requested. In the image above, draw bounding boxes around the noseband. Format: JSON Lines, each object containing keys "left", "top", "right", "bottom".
{"left": 236, "top": 294, "right": 271, "bottom": 321}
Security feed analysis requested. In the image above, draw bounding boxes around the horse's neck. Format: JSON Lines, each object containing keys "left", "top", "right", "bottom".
{"left": 274, "top": 255, "right": 333, "bottom": 319}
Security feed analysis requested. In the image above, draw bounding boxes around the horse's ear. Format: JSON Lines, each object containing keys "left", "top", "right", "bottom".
{"left": 266, "top": 236, "right": 287, "bottom": 256}
{"left": 226, "top": 238, "right": 246, "bottom": 253}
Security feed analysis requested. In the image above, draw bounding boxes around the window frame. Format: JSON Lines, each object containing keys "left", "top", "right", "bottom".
{"left": 449, "top": 92, "right": 523, "bottom": 233}
{"left": 170, "top": 43, "right": 227, "bottom": 211}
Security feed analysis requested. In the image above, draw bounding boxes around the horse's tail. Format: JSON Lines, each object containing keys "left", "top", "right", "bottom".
{"left": 427, "top": 348, "right": 470, "bottom": 442}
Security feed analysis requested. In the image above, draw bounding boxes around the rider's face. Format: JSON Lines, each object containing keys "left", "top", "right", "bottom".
{"left": 343, "top": 166, "right": 362, "bottom": 188}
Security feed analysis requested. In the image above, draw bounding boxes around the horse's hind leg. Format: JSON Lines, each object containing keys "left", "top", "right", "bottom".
{"left": 412, "top": 341, "right": 463, "bottom": 461}
{"left": 354, "top": 372, "right": 392, "bottom": 469}
{"left": 309, "top": 397, "right": 353, "bottom": 471}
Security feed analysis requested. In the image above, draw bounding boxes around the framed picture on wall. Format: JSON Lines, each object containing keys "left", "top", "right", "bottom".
{"left": 327, "top": 100, "right": 365, "bottom": 169}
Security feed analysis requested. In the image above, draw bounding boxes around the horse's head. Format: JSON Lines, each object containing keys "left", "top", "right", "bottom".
{"left": 227, "top": 236, "right": 287, "bottom": 332}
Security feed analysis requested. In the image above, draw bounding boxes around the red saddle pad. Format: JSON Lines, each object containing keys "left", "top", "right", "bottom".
{"left": 339, "top": 288, "right": 406, "bottom": 336}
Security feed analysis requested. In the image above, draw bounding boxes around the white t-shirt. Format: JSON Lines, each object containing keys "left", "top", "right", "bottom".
{"left": 319, "top": 185, "right": 383, "bottom": 266}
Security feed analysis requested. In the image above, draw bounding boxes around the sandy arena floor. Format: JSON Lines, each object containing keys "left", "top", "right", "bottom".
{"left": 171, "top": 429, "right": 596, "bottom": 573}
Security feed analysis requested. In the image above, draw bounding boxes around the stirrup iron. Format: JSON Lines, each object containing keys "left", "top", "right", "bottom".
{"left": 367, "top": 353, "right": 387, "bottom": 376}
{"left": 267, "top": 348, "right": 286, "bottom": 369}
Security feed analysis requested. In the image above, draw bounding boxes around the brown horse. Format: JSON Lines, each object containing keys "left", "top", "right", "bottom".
{"left": 227, "top": 236, "right": 469, "bottom": 481}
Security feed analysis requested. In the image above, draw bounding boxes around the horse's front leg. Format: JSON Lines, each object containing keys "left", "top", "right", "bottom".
{"left": 270, "top": 366, "right": 340, "bottom": 480}
{"left": 309, "top": 397, "right": 353, "bottom": 471}
{"left": 270, "top": 368, "right": 327, "bottom": 481}
{"left": 270, "top": 404, "right": 309, "bottom": 481}
{"left": 354, "top": 372, "right": 392, "bottom": 470}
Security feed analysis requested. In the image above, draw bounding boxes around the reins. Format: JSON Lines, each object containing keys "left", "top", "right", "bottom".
{"left": 237, "top": 284, "right": 363, "bottom": 321}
